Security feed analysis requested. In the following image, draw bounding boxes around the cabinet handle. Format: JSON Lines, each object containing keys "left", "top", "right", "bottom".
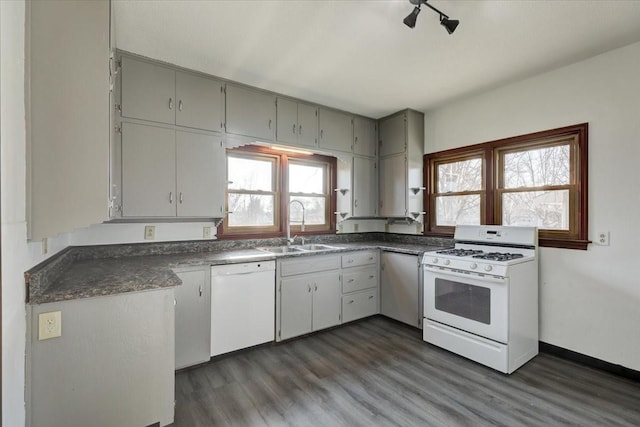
{"left": 168, "top": 97, "right": 173, "bottom": 110}
{"left": 354, "top": 200, "right": 358, "bottom": 208}
{"left": 292, "top": 124, "right": 296, "bottom": 134}
{"left": 198, "top": 285, "right": 203, "bottom": 297}
{"left": 369, "top": 275, "right": 375, "bottom": 279}
{"left": 307, "top": 284, "right": 311, "bottom": 293}
{"left": 299, "top": 124, "right": 302, "bottom": 135}
{"left": 169, "top": 192, "right": 173, "bottom": 204}
{"left": 347, "top": 279, "right": 355, "bottom": 283}
{"left": 314, "top": 283, "right": 318, "bottom": 291}
{"left": 179, "top": 192, "right": 183, "bottom": 204}
{"left": 368, "top": 295, "right": 374, "bottom": 299}
{"left": 178, "top": 99, "right": 183, "bottom": 111}
{"left": 320, "top": 129, "right": 324, "bottom": 139}
{"left": 355, "top": 136, "right": 358, "bottom": 143}
{"left": 268, "top": 119, "right": 272, "bottom": 129}
{"left": 348, "top": 300, "right": 354, "bottom": 304}
{"left": 347, "top": 259, "right": 354, "bottom": 264}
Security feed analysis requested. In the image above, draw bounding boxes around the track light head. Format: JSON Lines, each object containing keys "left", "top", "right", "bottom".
{"left": 440, "top": 16, "right": 459, "bottom": 34}
{"left": 403, "top": 6, "right": 421, "bottom": 29}
{"left": 403, "top": 0, "right": 459, "bottom": 34}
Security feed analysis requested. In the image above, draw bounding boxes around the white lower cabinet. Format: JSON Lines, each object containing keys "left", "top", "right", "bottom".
{"left": 174, "top": 268, "right": 211, "bottom": 369}
{"left": 342, "top": 289, "right": 377, "bottom": 323}
{"left": 380, "top": 251, "right": 421, "bottom": 328}
{"left": 279, "top": 272, "right": 342, "bottom": 340}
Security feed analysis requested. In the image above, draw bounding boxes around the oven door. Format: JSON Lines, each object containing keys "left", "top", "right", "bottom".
{"left": 423, "top": 266, "right": 508, "bottom": 343}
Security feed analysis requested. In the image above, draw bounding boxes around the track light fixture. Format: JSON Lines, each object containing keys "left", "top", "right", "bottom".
{"left": 404, "top": 0, "right": 459, "bottom": 34}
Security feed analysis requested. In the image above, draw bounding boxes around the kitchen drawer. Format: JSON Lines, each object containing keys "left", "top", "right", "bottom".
{"left": 280, "top": 254, "right": 341, "bottom": 277}
{"left": 342, "top": 289, "right": 377, "bottom": 323}
{"left": 341, "top": 250, "right": 377, "bottom": 268}
{"left": 342, "top": 266, "right": 378, "bottom": 293}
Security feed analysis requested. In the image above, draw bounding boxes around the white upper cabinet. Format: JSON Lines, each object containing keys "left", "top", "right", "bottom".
{"left": 276, "top": 98, "right": 318, "bottom": 148}
{"left": 353, "top": 117, "right": 377, "bottom": 158}
{"left": 120, "top": 122, "right": 224, "bottom": 218}
{"left": 120, "top": 56, "right": 224, "bottom": 133}
{"left": 377, "top": 109, "right": 424, "bottom": 220}
{"left": 28, "top": 0, "right": 110, "bottom": 239}
{"left": 353, "top": 156, "right": 378, "bottom": 217}
{"left": 378, "top": 112, "right": 406, "bottom": 157}
{"left": 318, "top": 108, "right": 353, "bottom": 153}
{"left": 175, "top": 71, "right": 225, "bottom": 133}
{"left": 225, "top": 84, "right": 276, "bottom": 141}
{"left": 121, "top": 56, "right": 176, "bottom": 125}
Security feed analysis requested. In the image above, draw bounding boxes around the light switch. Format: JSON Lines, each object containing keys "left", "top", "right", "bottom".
{"left": 144, "top": 225, "right": 155, "bottom": 240}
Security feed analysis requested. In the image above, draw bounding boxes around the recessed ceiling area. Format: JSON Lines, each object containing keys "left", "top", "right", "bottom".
{"left": 113, "top": 0, "right": 640, "bottom": 118}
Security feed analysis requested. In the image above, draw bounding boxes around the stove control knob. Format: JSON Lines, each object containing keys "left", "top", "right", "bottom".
{"left": 484, "top": 265, "right": 493, "bottom": 272}
{"left": 470, "top": 263, "right": 477, "bottom": 270}
{"left": 432, "top": 257, "right": 438, "bottom": 264}
{"left": 443, "top": 259, "right": 451, "bottom": 266}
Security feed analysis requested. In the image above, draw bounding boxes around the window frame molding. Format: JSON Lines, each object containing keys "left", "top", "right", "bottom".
{"left": 423, "top": 123, "right": 589, "bottom": 250}
{"left": 218, "top": 145, "right": 337, "bottom": 240}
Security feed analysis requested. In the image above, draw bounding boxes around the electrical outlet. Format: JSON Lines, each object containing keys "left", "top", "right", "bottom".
{"left": 596, "top": 231, "right": 610, "bottom": 246}
{"left": 337, "top": 223, "right": 344, "bottom": 233}
{"left": 41, "top": 238, "right": 48, "bottom": 255}
{"left": 203, "top": 226, "right": 212, "bottom": 239}
{"left": 354, "top": 223, "right": 359, "bottom": 232}
{"left": 38, "top": 311, "right": 62, "bottom": 340}
{"left": 144, "top": 225, "right": 155, "bottom": 240}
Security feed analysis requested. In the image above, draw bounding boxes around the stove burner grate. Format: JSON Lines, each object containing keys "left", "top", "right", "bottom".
{"left": 436, "top": 249, "right": 484, "bottom": 257}
{"left": 472, "top": 252, "right": 524, "bottom": 261}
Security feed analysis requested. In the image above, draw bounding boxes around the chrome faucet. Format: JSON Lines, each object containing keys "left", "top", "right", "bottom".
{"left": 287, "top": 200, "right": 306, "bottom": 245}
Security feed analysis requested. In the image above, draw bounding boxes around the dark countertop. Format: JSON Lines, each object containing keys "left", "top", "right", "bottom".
{"left": 25, "top": 234, "right": 452, "bottom": 305}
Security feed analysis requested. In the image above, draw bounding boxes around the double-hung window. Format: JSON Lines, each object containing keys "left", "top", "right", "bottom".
{"left": 221, "top": 146, "right": 335, "bottom": 237}
{"left": 425, "top": 123, "right": 588, "bottom": 249}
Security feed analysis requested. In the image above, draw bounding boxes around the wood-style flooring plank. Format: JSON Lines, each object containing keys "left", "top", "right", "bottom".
{"left": 173, "top": 316, "right": 640, "bottom": 427}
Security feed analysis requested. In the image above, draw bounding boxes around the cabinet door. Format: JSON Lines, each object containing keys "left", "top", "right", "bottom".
{"left": 379, "top": 154, "right": 407, "bottom": 217}
{"left": 380, "top": 252, "right": 420, "bottom": 327}
{"left": 276, "top": 97, "right": 298, "bottom": 145}
{"left": 297, "top": 102, "right": 318, "bottom": 148}
{"left": 121, "top": 56, "right": 175, "bottom": 125}
{"left": 176, "top": 71, "right": 225, "bottom": 132}
{"left": 379, "top": 113, "right": 406, "bottom": 157}
{"left": 335, "top": 156, "right": 352, "bottom": 219}
{"left": 121, "top": 122, "right": 176, "bottom": 217}
{"left": 318, "top": 108, "right": 353, "bottom": 153}
{"left": 225, "top": 84, "right": 275, "bottom": 141}
{"left": 280, "top": 276, "right": 313, "bottom": 340}
{"left": 312, "top": 272, "right": 342, "bottom": 331}
{"left": 176, "top": 131, "right": 224, "bottom": 217}
{"left": 175, "top": 269, "right": 210, "bottom": 369}
{"left": 353, "top": 156, "right": 377, "bottom": 217}
{"left": 354, "top": 117, "right": 376, "bottom": 157}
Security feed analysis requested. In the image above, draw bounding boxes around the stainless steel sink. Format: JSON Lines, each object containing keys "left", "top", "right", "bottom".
{"left": 257, "top": 244, "right": 341, "bottom": 254}
{"left": 296, "top": 244, "right": 339, "bottom": 251}
{"left": 258, "top": 246, "right": 307, "bottom": 254}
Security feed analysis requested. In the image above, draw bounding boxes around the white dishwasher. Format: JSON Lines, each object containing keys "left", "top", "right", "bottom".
{"left": 210, "top": 260, "right": 276, "bottom": 356}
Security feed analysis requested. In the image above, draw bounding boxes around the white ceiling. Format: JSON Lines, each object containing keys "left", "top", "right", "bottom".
{"left": 113, "top": 0, "right": 640, "bottom": 119}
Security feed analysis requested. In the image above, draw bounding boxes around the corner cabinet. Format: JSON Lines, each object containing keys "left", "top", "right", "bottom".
{"left": 120, "top": 122, "right": 225, "bottom": 218}
{"left": 225, "top": 83, "right": 276, "bottom": 141}
{"left": 380, "top": 251, "right": 421, "bottom": 328}
{"left": 378, "top": 109, "right": 424, "bottom": 221}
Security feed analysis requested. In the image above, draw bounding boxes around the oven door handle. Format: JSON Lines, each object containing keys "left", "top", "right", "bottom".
{"left": 423, "top": 266, "right": 507, "bottom": 285}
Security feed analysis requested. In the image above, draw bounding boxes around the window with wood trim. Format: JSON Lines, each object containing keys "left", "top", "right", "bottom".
{"left": 425, "top": 123, "right": 589, "bottom": 249}
{"left": 221, "top": 146, "right": 336, "bottom": 237}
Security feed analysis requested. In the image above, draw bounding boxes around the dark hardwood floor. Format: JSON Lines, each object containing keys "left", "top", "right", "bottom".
{"left": 174, "top": 316, "right": 640, "bottom": 426}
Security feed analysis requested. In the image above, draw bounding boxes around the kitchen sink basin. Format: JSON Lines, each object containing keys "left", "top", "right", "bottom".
{"left": 258, "top": 244, "right": 341, "bottom": 254}
{"left": 258, "top": 246, "right": 307, "bottom": 254}
{"left": 296, "top": 244, "right": 340, "bottom": 251}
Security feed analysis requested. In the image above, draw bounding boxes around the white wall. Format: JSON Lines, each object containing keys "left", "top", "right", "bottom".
{"left": 425, "top": 41, "right": 640, "bottom": 371}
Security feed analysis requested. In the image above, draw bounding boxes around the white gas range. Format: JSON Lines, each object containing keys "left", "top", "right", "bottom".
{"left": 422, "top": 225, "right": 539, "bottom": 374}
